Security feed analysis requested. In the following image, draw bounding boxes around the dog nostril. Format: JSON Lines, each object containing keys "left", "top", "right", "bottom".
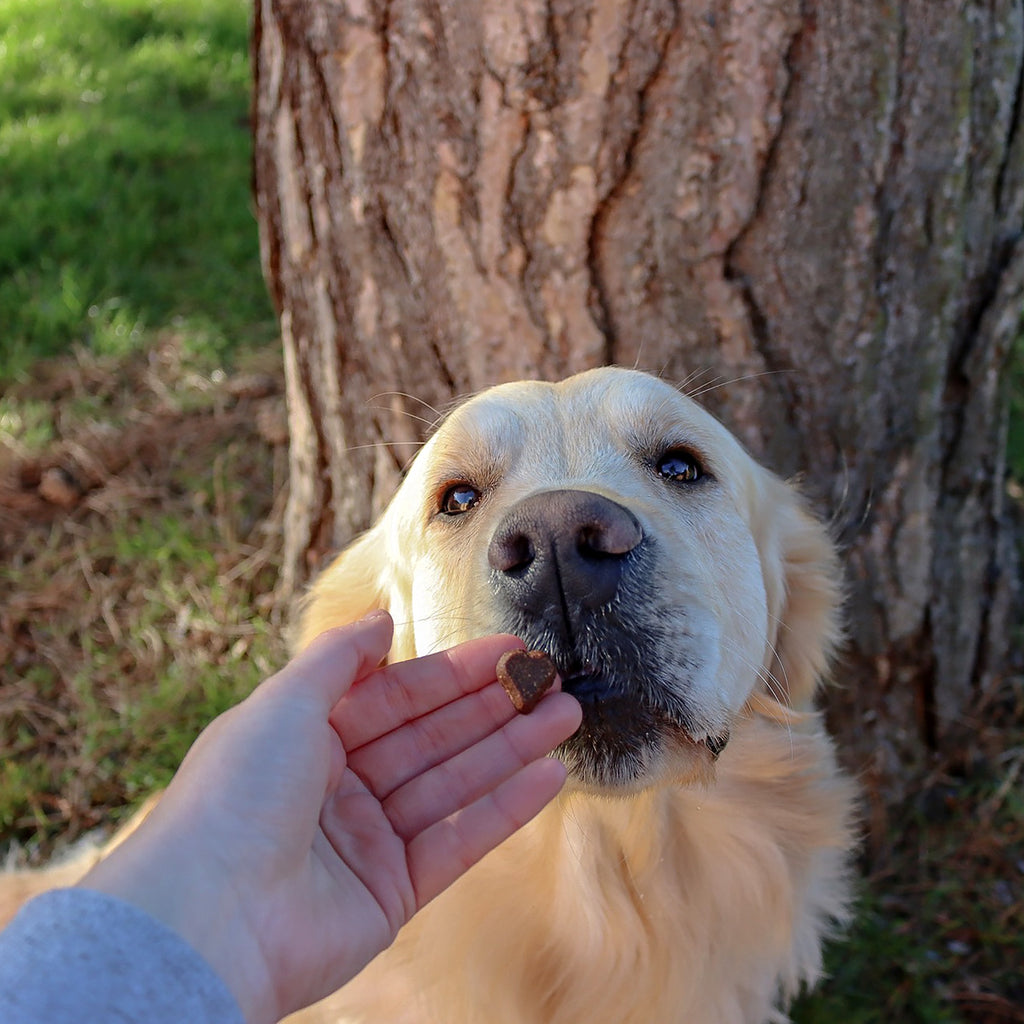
{"left": 488, "top": 490, "right": 644, "bottom": 615}
{"left": 577, "top": 527, "right": 610, "bottom": 560}
{"left": 489, "top": 530, "right": 535, "bottom": 573}
{"left": 578, "top": 517, "right": 641, "bottom": 559}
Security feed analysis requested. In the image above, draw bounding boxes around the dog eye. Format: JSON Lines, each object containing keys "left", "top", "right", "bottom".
{"left": 656, "top": 449, "right": 703, "bottom": 484}
{"left": 439, "top": 482, "right": 481, "bottom": 515}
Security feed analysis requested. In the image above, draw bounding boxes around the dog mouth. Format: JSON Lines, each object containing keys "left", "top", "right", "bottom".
{"left": 545, "top": 658, "right": 730, "bottom": 789}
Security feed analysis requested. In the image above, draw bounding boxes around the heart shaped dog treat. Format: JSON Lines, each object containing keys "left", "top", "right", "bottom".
{"left": 496, "top": 649, "right": 557, "bottom": 713}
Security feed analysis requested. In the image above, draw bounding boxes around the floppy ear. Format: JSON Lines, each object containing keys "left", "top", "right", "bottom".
{"left": 291, "top": 526, "right": 387, "bottom": 654}
{"left": 753, "top": 471, "right": 844, "bottom": 711}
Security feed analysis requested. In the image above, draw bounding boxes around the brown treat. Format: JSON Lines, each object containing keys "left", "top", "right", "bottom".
{"left": 496, "top": 649, "right": 557, "bottom": 713}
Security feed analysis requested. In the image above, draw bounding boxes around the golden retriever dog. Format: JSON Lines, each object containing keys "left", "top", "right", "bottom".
{"left": 295, "top": 366, "right": 858, "bottom": 1023}
{"left": 1, "top": 367, "right": 857, "bottom": 1024}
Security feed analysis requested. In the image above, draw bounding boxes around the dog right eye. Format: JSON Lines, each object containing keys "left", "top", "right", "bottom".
{"left": 656, "top": 448, "right": 704, "bottom": 484}
{"left": 439, "top": 482, "right": 481, "bottom": 516}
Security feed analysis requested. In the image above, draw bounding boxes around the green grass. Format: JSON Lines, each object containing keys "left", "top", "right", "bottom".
{"left": 792, "top": 904, "right": 959, "bottom": 1024}
{"left": 0, "top": 0, "right": 283, "bottom": 852}
{"left": 0, "top": 0, "right": 275, "bottom": 380}
{"left": 0, "top": 396, "right": 55, "bottom": 450}
{"left": 792, "top": 734, "right": 1024, "bottom": 1022}
{"left": 0, "top": 340, "right": 287, "bottom": 852}
{"left": 1, "top": 2, "right": 1022, "bottom": 1019}
{"left": 1008, "top": 335, "right": 1024, "bottom": 481}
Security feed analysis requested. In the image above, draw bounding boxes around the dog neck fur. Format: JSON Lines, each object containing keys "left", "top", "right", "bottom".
{"left": 319, "top": 710, "right": 856, "bottom": 1024}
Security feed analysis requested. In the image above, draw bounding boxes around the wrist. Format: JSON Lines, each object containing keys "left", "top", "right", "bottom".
{"left": 79, "top": 823, "right": 277, "bottom": 1024}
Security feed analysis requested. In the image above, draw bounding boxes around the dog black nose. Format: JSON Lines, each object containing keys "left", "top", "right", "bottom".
{"left": 488, "top": 489, "right": 643, "bottom": 620}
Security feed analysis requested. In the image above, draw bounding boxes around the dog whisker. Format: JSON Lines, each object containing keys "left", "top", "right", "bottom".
{"left": 341, "top": 441, "right": 425, "bottom": 455}
{"left": 714, "top": 632, "right": 812, "bottom": 765}
{"left": 675, "top": 365, "right": 720, "bottom": 395}
{"left": 679, "top": 368, "right": 793, "bottom": 402}
{"left": 367, "top": 390, "right": 444, "bottom": 421}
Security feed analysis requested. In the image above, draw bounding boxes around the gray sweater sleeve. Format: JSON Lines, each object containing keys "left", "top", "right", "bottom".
{"left": 0, "top": 888, "right": 246, "bottom": 1023}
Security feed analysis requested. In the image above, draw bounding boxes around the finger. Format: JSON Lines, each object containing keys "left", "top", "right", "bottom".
{"left": 382, "top": 692, "right": 582, "bottom": 840}
{"left": 332, "top": 634, "right": 526, "bottom": 749}
{"left": 347, "top": 680, "right": 517, "bottom": 798}
{"left": 407, "top": 757, "right": 568, "bottom": 910}
{"left": 260, "top": 611, "right": 395, "bottom": 714}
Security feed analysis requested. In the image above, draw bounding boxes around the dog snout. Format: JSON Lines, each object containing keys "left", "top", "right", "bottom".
{"left": 487, "top": 490, "right": 643, "bottom": 619}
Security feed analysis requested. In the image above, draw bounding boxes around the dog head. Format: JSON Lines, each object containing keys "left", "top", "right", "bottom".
{"left": 298, "top": 367, "right": 841, "bottom": 792}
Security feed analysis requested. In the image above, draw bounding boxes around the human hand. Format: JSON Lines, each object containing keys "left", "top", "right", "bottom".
{"left": 80, "top": 611, "right": 582, "bottom": 1024}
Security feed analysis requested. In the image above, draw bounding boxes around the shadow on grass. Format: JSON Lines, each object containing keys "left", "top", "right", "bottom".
{"left": 0, "top": 0, "right": 276, "bottom": 379}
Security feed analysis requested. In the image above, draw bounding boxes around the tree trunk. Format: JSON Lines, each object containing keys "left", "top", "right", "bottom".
{"left": 251, "top": 0, "right": 1024, "bottom": 806}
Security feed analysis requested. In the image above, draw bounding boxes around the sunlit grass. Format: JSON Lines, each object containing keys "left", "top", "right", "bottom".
{"left": 0, "top": 0, "right": 283, "bottom": 854}
{"left": 1008, "top": 335, "right": 1024, "bottom": 481}
{"left": 0, "top": 3, "right": 1021, "bottom": 1020}
{"left": 0, "top": 0, "right": 275, "bottom": 379}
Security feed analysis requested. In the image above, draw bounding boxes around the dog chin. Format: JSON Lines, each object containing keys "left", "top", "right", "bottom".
{"left": 553, "top": 691, "right": 726, "bottom": 791}
{"left": 556, "top": 734, "right": 720, "bottom": 792}
{"left": 499, "top": 622, "right": 728, "bottom": 791}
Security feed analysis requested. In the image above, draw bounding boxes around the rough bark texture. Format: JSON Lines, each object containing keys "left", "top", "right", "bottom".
{"left": 252, "top": 0, "right": 1024, "bottom": 802}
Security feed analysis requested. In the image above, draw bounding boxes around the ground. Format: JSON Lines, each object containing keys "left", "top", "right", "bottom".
{"left": 1, "top": 0, "right": 1021, "bottom": 1015}
{"left": 1, "top": 338, "right": 287, "bottom": 847}
{"left": 1, "top": 341, "right": 1022, "bottom": 1023}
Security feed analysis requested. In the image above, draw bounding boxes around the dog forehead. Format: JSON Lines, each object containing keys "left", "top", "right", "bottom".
{"left": 437, "top": 368, "right": 714, "bottom": 454}
{"left": 395, "top": 368, "right": 758, "bottom": 524}
{"left": 444, "top": 366, "right": 708, "bottom": 438}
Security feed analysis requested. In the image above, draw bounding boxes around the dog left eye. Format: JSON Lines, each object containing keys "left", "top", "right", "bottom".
{"left": 656, "top": 449, "right": 703, "bottom": 483}
{"left": 439, "top": 482, "right": 481, "bottom": 515}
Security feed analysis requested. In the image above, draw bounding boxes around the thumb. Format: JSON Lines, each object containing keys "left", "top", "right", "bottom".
{"left": 264, "top": 610, "right": 395, "bottom": 713}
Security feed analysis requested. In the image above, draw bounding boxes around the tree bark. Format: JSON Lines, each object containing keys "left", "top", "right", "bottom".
{"left": 251, "top": 0, "right": 1024, "bottom": 803}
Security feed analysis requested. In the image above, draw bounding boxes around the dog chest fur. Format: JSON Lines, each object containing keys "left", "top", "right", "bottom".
{"left": 309, "top": 716, "right": 855, "bottom": 1024}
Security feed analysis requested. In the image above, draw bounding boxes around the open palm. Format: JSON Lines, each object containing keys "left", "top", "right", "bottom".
{"left": 84, "top": 612, "right": 581, "bottom": 1024}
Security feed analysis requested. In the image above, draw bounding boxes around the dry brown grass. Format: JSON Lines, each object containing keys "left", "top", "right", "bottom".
{"left": 0, "top": 337, "right": 289, "bottom": 860}
{"left": 793, "top": 661, "right": 1024, "bottom": 1021}
{"left": 1, "top": 342, "right": 1022, "bottom": 1021}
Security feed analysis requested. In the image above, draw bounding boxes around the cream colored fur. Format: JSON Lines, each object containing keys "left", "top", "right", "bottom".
{"left": 293, "top": 367, "right": 857, "bottom": 1023}
{"left": 0, "top": 368, "right": 857, "bottom": 1024}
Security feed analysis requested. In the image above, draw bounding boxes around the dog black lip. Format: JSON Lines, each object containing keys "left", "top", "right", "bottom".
{"left": 703, "top": 732, "right": 729, "bottom": 759}
{"left": 558, "top": 670, "right": 615, "bottom": 704}
{"left": 499, "top": 594, "right": 712, "bottom": 783}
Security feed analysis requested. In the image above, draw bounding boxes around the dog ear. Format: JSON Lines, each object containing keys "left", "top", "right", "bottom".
{"left": 291, "top": 525, "right": 387, "bottom": 654}
{"left": 753, "top": 471, "right": 843, "bottom": 711}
